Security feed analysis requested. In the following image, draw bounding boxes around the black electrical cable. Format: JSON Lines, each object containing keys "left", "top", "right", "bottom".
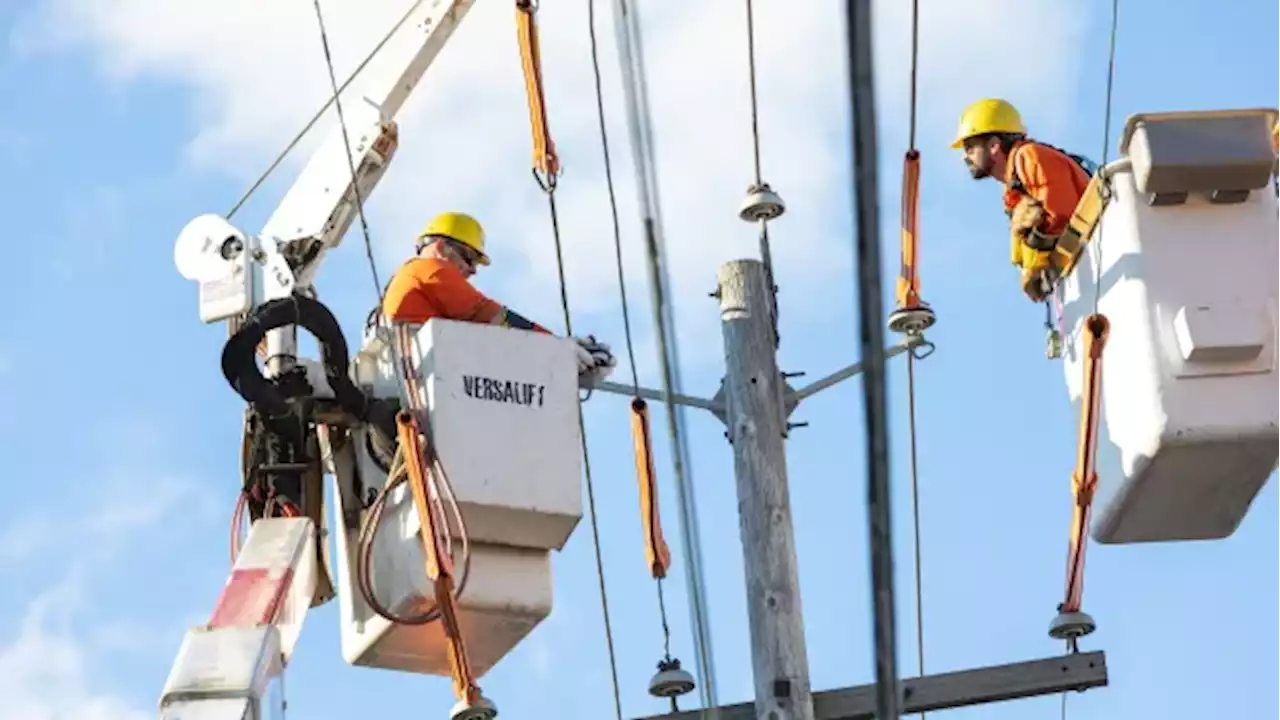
{"left": 844, "top": 2, "right": 901, "bottom": 720}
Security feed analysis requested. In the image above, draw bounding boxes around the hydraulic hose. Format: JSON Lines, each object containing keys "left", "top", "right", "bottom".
{"left": 221, "top": 295, "right": 396, "bottom": 437}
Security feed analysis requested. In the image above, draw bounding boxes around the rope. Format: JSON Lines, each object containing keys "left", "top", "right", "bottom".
{"left": 742, "top": 0, "right": 780, "bottom": 347}
{"left": 1093, "top": 0, "right": 1121, "bottom": 316}
{"left": 588, "top": 0, "right": 640, "bottom": 391}
{"left": 588, "top": 0, "right": 675, "bottom": 663}
{"left": 305, "top": 0, "right": 418, "bottom": 416}
{"left": 308, "top": 0, "right": 473, "bottom": 644}
{"left": 306, "top": 5, "right": 487, "bottom": 711}
{"left": 906, "top": 0, "right": 919, "bottom": 151}
{"left": 906, "top": 354, "right": 926, "bottom": 692}
{"left": 845, "top": 2, "right": 902, "bottom": 720}
{"left": 612, "top": 0, "right": 718, "bottom": 707}
{"left": 309, "top": 0, "right": 377, "bottom": 287}
{"left": 518, "top": 6, "right": 622, "bottom": 716}
{"left": 540, "top": 178, "right": 624, "bottom": 720}
{"left": 902, "top": 0, "right": 928, "bottom": 713}
{"left": 901, "top": 0, "right": 931, "bottom": 712}
{"left": 744, "top": 0, "right": 763, "bottom": 187}
{"left": 309, "top": 0, "right": 477, "bottom": 644}
{"left": 1059, "top": 10, "right": 1120, "bottom": 716}
{"left": 229, "top": 0, "right": 429, "bottom": 219}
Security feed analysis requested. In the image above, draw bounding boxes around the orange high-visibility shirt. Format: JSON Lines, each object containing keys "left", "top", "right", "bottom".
{"left": 381, "top": 257, "right": 504, "bottom": 325}
{"left": 1002, "top": 141, "right": 1091, "bottom": 237}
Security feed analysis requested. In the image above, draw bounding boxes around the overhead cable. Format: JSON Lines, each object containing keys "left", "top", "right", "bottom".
{"left": 610, "top": 0, "right": 718, "bottom": 708}
{"left": 843, "top": 2, "right": 902, "bottom": 720}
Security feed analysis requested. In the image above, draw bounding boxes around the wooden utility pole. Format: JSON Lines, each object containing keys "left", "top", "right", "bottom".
{"left": 592, "top": 266, "right": 1110, "bottom": 720}
{"left": 716, "top": 258, "right": 815, "bottom": 720}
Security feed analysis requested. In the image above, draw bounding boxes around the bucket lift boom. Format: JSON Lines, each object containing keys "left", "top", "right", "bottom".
{"left": 165, "top": 3, "right": 480, "bottom": 718}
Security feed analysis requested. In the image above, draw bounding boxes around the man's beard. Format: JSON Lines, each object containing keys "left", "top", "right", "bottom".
{"left": 965, "top": 159, "right": 992, "bottom": 180}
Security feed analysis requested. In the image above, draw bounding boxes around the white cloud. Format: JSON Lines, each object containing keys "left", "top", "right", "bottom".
{"left": 0, "top": 475, "right": 210, "bottom": 564}
{"left": 12, "top": 0, "right": 1092, "bottom": 375}
{"left": 0, "top": 506, "right": 180, "bottom": 720}
{"left": 0, "top": 449, "right": 211, "bottom": 718}
{"left": 0, "top": 571, "right": 149, "bottom": 720}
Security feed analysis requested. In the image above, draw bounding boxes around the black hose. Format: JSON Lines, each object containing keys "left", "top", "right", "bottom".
{"left": 221, "top": 295, "right": 396, "bottom": 436}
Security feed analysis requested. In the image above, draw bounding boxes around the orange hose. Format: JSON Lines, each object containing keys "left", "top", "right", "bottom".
{"left": 1062, "top": 313, "right": 1109, "bottom": 614}
{"left": 515, "top": 0, "right": 560, "bottom": 178}
{"left": 395, "top": 411, "right": 481, "bottom": 700}
{"left": 630, "top": 398, "right": 672, "bottom": 579}
{"left": 895, "top": 150, "right": 924, "bottom": 309}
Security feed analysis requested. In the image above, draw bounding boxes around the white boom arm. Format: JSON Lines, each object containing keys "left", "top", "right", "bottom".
{"left": 260, "top": 0, "right": 477, "bottom": 290}
{"left": 163, "top": 3, "right": 476, "bottom": 718}
{"left": 174, "top": 0, "right": 477, "bottom": 357}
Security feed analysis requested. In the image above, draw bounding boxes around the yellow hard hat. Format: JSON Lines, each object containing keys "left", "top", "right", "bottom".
{"left": 418, "top": 211, "right": 490, "bottom": 265}
{"left": 950, "top": 99, "right": 1027, "bottom": 149}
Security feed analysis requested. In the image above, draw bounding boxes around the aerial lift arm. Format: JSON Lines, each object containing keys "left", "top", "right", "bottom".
{"left": 237, "top": 0, "right": 478, "bottom": 363}
{"left": 165, "top": 3, "right": 478, "bottom": 718}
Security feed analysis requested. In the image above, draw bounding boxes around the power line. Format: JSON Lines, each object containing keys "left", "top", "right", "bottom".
{"left": 516, "top": 4, "right": 625, "bottom": 715}
{"left": 844, "top": 2, "right": 902, "bottom": 720}
{"left": 540, "top": 180, "right": 626, "bottom": 720}
{"left": 231, "top": 0, "right": 429, "bottom": 219}
{"left": 610, "top": 0, "right": 717, "bottom": 707}
{"left": 1093, "top": 0, "right": 1121, "bottom": 317}
{"left": 588, "top": 0, "right": 677, "bottom": 666}
{"left": 588, "top": 0, "right": 641, "bottom": 396}
{"left": 741, "top": 0, "right": 780, "bottom": 347}
{"left": 903, "top": 0, "right": 928, "bottom": 714}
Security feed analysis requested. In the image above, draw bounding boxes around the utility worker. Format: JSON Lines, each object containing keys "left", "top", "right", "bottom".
{"left": 381, "top": 211, "right": 616, "bottom": 378}
{"left": 951, "top": 99, "right": 1092, "bottom": 302}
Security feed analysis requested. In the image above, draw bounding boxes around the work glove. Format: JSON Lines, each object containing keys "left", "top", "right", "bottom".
{"left": 572, "top": 335, "right": 617, "bottom": 383}
{"left": 1009, "top": 197, "right": 1046, "bottom": 235}
{"left": 1020, "top": 257, "right": 1060, "bottom": 303}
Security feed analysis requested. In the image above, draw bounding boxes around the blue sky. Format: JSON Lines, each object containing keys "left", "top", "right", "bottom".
{"left": 1, "top": 0, "right": 1276, "bottom": 718}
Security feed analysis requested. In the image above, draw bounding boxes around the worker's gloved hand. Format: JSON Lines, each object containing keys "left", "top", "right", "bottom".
{"left": 1010, "top": 197, "right": 1046, "bottom": 235}
{"left": 1021, "top": 262, "right": 1060, "bottom": 303}
{"left": 573, "top": 343, "right": 596, "bottom": 373}
{"left": 572, "top": 335, "right": 617, "bottom": 382}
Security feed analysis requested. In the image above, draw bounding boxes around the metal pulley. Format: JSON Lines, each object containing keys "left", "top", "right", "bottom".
{"left": 739, "top": 182, "right": 786, "bottom": 222}
{"left": 450, "top": 694, "right": 498, "bottom": 720}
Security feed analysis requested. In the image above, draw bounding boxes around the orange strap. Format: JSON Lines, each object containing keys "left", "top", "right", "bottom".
{"left": 1062, "top": 314, "right": 1109, "bottom": 614}
{"left": 630, "top": 398, "right": 672, "bottom": 578}
{"left": 515, "top": 1, "right": 560, "bottom": 179}
{"left": 895, "top": 150, "right": 924, "bottom": 309}
{"left": 395, "top": 411, "right": 481, "bottom": 702}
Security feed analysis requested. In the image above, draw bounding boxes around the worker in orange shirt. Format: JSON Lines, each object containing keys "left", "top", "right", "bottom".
{"left": 381, "top": 211, "right": 617, "bottom": 379}
{"left": 952, "top": 99, "right": 1094, "bottom": 302}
